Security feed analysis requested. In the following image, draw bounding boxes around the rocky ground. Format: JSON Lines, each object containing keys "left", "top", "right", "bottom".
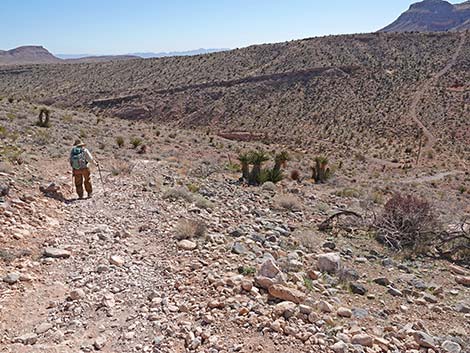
{"left": 0, "top": 100, "right": 469, "bottom": 353}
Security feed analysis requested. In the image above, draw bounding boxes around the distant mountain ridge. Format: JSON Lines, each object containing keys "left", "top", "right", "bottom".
{"left": 1, "top": 46, "right": 228, "bottom": 66}
{"left": 380, "top": 0, "right": 470, "bottom": 32}
{"left": 57, "top": 48, "right": 229, "bottom": 60}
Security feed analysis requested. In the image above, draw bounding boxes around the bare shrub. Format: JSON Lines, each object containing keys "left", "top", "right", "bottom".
{"left": 174, "top": 219, "right": 207, "bottom": 240}
{"left": 374, "top": 193, "right": 437, "bottom": 251}
{"left": 274, "top": 194, "right": 302, "bottom": 211}
{"left": 111, "top": 160, "right": 135, "bottom": 176}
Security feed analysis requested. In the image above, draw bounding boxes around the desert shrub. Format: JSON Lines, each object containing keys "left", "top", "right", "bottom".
{"left": 248, "top": 150, "right": 269, "bottom": 185}
{"left": 375, "top": 193, "right": 437, "bottom": 251}
{"left": 110, "top": 160, "right": 134, "bottom": 176}
{"left": 290, "top": 169, "right": 301, "bottom": 181}
{"left": 186, "top": 183, "right": 200, "bottom": 193}
{"left": 193, "top": 195, "right": 215, "bottom": 210}
{"left": 130, "top": 137, "right": 143, "bottom": 148}
{"left": 36, "top": 107, "right": 51, "bottom": 127}
{"left": 163, "top": 186, "right": 194, "bottom": 202}
{"left": 116, "top": 136, "right": 125, "bottom": 148}
{"left": 238, "top": 265, "right": 256, "bottom": 276}
{"left": 336, "top": 187, "right": 362, "bottom": 198}
{"left": 7, "top": 97, "right": 14, "bottom": 103}
{"left": 173, "top": 219, "right": 206, "bottom": 240}
{"left": 274, "top": 194, "right": 302, "bottom": 211}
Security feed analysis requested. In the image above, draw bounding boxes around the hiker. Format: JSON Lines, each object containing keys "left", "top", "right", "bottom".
{"left": 70, "top": 139, "right": 98, "bottom": 199}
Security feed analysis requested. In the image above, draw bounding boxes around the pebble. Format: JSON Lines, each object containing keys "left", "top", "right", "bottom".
{"left": 317, "top": 253, "right": 341, "bottom": 273}
{"left": 351, "top": 333, "right": 373, "bottom": 347}
{"left": 109, "top": 255, "right": 125, "bottom": 266}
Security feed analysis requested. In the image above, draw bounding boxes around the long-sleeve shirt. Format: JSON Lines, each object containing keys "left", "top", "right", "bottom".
{"left": 69, "top": 147, "right": 96, "bottom": 168}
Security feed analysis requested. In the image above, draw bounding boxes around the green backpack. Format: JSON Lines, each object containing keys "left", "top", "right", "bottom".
{"left": 70, "top": 147, "right": 88, "bottom": 170}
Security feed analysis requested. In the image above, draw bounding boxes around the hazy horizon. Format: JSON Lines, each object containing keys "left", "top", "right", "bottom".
{"left": 1, "top": 0, "right": 463, "bottom": 55}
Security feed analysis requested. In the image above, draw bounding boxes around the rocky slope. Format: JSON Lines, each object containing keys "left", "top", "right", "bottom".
{"left": 0, "top": 99, "right": 469, "bottom": 352}
{"left": 380, "top": 0, "right": 470, "bottom": 32}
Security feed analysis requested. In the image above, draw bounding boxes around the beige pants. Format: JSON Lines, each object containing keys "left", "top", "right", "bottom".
{"left": 73, "top": 168, "right": 92, "bottom": 198}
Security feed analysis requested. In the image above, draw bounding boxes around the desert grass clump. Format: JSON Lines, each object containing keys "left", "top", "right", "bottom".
{"left": 36, "top": 107, "right": 51, "bottom": 128}
{"left": 173, "top": 219, "right": 207, "bottom": 240}
{"left": 163, "top": 186, "right": 194, "bottom": 203}
{"left": 116, "top": 136, "right": 125, "bottom": 148}
{"left": 130, "top": 137, "right": 143, "bottom": 149}
{"left": 274, "top": 194, "right": 302, "bottom": 211}
{"left": 374, "top": 193, "right": 437, "bottom": 252}
{"left": 259, "top": 167, "right": 284, "bottom": 184}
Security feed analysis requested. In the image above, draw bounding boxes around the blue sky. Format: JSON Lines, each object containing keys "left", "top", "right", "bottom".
{"left": 1, "top": 0, "right": 462, "bottom": 54}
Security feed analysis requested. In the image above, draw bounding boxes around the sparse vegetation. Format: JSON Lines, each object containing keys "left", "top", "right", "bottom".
{"left": 116, "top": 136, "right": 125, "bottom": 148}
{"left": 36, "top": 107, "right": 51, "bottom": 127}
{"left": 173, "top": 219, "right": 206, "bottom": 240}
{"left": 311, "top": 156, "right": 332, "bottom": 183}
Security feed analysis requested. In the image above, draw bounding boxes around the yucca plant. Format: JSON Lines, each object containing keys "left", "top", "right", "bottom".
{"left": 311, "top": 156, "right": 331, "bottom": 183}
{"left": 274, "top": 151, "right": 290, "bottom": 172}
{"left": 259, "top": 167, "right": 284, "bottom": 184}
{"left": 248, "top": 150, "right": 269, "bottom": 185}
{"left": 238, "top": 152, "right": 251, "bottom": 181}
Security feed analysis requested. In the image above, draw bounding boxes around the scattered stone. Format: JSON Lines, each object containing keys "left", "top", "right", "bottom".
{"left": 69, "top": 288, "right": 86, "bottom": 301}
{"left": 351, "top": 333, "right": 373, "bottom": 347}
{"left": 318, "top": 300, "right": 333, "bottom": 313}
{"left": 454, "top": 302, "right": 470, "bottom": 313}
{"left": 349, "top": 282, "right": 367, "bottom": 295}
{"left": 12, "top": 333, "right": 38, "bottom": 345}
{"left": 241, "top": 279, "right": 253, "bottom": 291}
{"left": 317, "top": 253, "right": 341, "bottom": 273}
{"left": 413, "top": 331, "right": 436, "bottom": 349}
{"left": 268, "top": 284, "right": 306, "bottom": 304}
{"left": 3, "top": 272, "right": 20, "bottom": 285}
{"left": 352, "top": 308, "right": 369, "bottom": 319}
{"left": 231, "top": 242, "right": 248, "bottom": 255}
{"left": 337, "top": 307, "right": 352, "bottom": 318}
{"left": 373, "top": 277, "right": 391, "bottom": 286}
{"left": 455, "top": 276, "right": 470, "bottom": 287}
{"left": 35, "top": 323, "right": 53, "bottom": 334}
{"left": 178, "top": 239, "right": 197, "bottom": 250}
{"left": 387, "top": 286, "right": 403, "bottom": 297}
{"left": 44, "top": 247, "right": 71, "bottom": 259}
{"left": 94, "top": 335, "right": 107, "bottom": 350}
{"left": 422, "top": 292, "right": 438, "bottom": 304}
{"left": 273, "top": 301, "right": 297, "bottom": 318}
{"left": 109, "top": 255, "right": 124, "bottom": 266}
{"left": 331, "top": 341, "right": 348, "bottom": 353}
{"left": 442, "top": 340, "right": 462, "bottom": 353}
{"left": 322, "top": 241, "right": 336, "bottom": 250}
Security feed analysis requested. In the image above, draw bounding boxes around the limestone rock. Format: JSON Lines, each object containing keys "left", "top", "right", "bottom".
{"left": 317, "top": 253, "right": 341, "bottom": 273}
{"left": 268, "top": 284, "right": 306, "bottom": 304}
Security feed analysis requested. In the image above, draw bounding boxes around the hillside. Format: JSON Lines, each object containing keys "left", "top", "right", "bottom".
{"left": 0, "top": 46, "right": 61, "bottom": 65}
{"left": 381, "top": 0, "right": 470, "bottom": 32}
{"left": 0, "top": 31, "right": 468, "bottom": 168}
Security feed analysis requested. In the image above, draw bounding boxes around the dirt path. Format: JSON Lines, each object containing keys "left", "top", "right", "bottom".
{"left": 400, "top": 170, "right": 465, "bottom": 184}
{"left": 410, "top": 32, "right": 466, "bottom": 160}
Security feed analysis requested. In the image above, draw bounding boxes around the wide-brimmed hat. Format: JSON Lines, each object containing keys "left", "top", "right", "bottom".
{"left": 73, "top": 139, "right": 85, "bottom": 147}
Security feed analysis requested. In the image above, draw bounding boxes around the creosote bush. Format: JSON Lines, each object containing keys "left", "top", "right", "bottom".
{"left": 375, "top": 193, "right": 437, "bottom": 252}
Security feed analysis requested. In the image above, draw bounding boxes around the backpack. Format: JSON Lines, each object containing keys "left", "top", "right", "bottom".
{"left": 70, "top": 147, "right": 88, "bottom": 170}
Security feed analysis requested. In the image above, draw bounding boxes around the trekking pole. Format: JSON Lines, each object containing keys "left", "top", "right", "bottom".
{"left": 96, "top": 161, "right": 107, "bottom": 196}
